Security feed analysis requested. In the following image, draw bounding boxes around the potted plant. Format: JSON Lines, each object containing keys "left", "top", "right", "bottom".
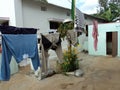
{"left": 57, "top": 19, "right": 79, "bottom": 73}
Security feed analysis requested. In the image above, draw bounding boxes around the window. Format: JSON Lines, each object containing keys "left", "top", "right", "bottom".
{"left": 84, "top": 15, "right": 87, "bottom": 19}
{"left": 86, "top": 25, "right": 88, "bottom": 36}
{"left": 66, "top": 12, "right": 70, "bottom": 16}
{"left": 49, "top": 21, "right": 60, "bottom": 29}
{"left": 41, "top": 6, "right": 47, "bottom": 11}
{"left": 2, "top": 21, "right": 9, "bottom": 26}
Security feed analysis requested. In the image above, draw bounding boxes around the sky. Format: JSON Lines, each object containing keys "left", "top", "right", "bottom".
{"left": 0, "top": 0, "right": 99, "bottom": 17}
{"left": 48, "top": 0, "right": 99, "bottom": 14}
{"left": 76, "top": 0, "right": 99, "bottom": 14}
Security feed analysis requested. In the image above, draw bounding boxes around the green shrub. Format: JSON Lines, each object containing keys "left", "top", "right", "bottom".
{"left": 61, "top": 47, "right": 79, "bottom": 72}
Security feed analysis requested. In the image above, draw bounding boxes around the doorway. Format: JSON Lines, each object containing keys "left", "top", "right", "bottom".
{"left": 106, "top": 32, "right": 118, "bottom": 57}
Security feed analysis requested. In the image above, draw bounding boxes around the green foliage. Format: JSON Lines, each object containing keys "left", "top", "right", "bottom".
{"left": 95, "top": 1, "right": 120, "bottom": 22}
{"left": 98, "top": 0, "right": 108, "bottom": 11}
{"left": 60, "top": 47, "right": 79, "bottom": 72}
{"left": 109, "top": 3, "right": 120, "bottom": 20}
{"left": 100, "top": 8, "right": 113, "bottom": 21}
{"left": 57, "top": 22, "right": 74, "bottom": 39}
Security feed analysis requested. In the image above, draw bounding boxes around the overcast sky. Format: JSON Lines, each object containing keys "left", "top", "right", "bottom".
{"left": 0, "top": 0, "right": 99, "bottom": 17}
{"left": 48, "top": 0, "right": 99, "bottom": 14}
{"left": 76, "top": 0, "right": 99, "bottom": 14}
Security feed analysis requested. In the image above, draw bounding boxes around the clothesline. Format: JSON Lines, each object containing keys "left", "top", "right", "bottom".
{"left": 0, "top": 25, "right": 38, "bottom": 34}
{"left": 0, "top": 25, "right": 61, "bottom": 37}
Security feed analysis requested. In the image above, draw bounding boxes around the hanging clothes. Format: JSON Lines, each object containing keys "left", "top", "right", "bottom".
{"left": 0, "top": 25, "right": 37, "bottom": 34}
{"left": 75, "top": 8, "right": 85, "bottom": 31}
{"left": 92, "top": 20, "right": 98, "bottom": 51}
{"left": 41, "top": 34, "right": 53, "bottom": 50}
{"left": 0, "top": 26, "right": 40, "bottom": 81}
{"left": 40, "top": 33, "right": 63, "bottom": 74}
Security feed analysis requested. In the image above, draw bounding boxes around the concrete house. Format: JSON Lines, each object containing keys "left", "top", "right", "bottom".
{"left": 0, "top": 0, "right": 71, "bottom": 75}
{"left": 9, "top": 0, "right": 71, "bottom": 33}
{"left": 88, "top": 22, "right": 120, "bottom": 57}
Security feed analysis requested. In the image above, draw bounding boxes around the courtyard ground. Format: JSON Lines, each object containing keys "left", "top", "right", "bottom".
{"left": 0, "top": 52, "right": 120, "bottom": 90}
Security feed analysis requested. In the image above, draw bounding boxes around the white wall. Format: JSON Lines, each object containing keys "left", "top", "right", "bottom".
{"left": 21, "top": 0, "right": 71, "bottom": 59}
{"left": 88, "top": 22, "right": 120, "bottom": 56}
{"left": 78, "top": 33, "right": 88, "bottom": 51}
{"left": 9, "top": 0, "right": 23, "bottom": 26}
{"left": 22, "top": 0, "right": 70, "bottom": 34}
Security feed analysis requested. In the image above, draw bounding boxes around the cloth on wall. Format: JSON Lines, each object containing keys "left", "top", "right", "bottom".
{"left": 40, "top": 33, "right": 63, "bottom": 74}
{"left": 0, "top": 26, "right": 40, "bottom": 81}
{"left": 92, "top": 20, "right": 98, "bottom": 51}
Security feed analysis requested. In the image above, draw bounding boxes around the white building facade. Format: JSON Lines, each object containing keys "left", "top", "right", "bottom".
{"left": 5, "top": 0, "right": 71, "bottom": 74}
{"left": 9, "top": 0, "right": 71, "bottom": 33}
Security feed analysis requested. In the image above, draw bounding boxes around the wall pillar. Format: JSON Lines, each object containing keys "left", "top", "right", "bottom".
{"left": 9, "top": 0, "right": 23, "bottom": 27}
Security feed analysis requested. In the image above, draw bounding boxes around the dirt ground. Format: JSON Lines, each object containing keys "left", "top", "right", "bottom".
{"left": 1, "top": 52, "right": 120, "bottom": 90}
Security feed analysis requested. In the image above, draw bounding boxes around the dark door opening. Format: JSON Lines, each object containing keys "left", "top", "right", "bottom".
{"left": 106, "top": 32, "right": 118, "bottom": 57}
{"left": 106, "top": 32, "right": 112, "bottom": 55}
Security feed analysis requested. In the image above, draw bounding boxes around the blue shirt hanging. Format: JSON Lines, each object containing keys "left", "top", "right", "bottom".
{"left": 0, "top": 26, "right": 40, "bottom": 81}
